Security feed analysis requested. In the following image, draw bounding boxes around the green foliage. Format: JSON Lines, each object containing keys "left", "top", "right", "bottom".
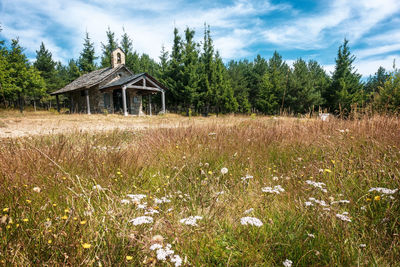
{"left": 373, "top": 69, "right": 400, "bottom": 112}
{"left": 78, "top": 32, "right": 97, "bottom": 73}
{"left": 100, "top": 27, "right": 118, "bottom": 68}
{"left": 324, "top": 39, "right": 364, "bottom": 113}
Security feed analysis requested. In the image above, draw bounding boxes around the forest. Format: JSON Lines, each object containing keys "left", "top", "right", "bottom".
{"left": 0, "top": 24, "right": 399, "bottom": 115}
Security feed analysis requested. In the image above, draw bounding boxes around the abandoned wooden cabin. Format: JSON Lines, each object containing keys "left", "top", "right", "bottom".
{"left": 51, "top": 48, "right": 166, "bottom": 115}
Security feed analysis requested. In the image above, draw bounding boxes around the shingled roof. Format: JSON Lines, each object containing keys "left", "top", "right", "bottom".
{"left": 51, "top": 65, "right": 131, "bottom": 95}
{"left": 99, "top": 72, "right": 168, "bottom": 91}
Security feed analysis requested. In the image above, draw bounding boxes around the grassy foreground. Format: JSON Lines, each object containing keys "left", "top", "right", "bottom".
{"left": 0, "top": 115, "right": 399, "bottom": 266}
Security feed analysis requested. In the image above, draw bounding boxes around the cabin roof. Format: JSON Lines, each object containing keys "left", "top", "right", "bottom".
{"left": 99, "top": 72, "right": 168, "bottom": 91}
{"left": 51, "top": 65, "right": 131, "bottom": 95}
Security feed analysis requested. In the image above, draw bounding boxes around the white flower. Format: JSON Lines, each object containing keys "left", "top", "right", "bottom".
{"left": 261, "top": 185, "right": 285, "bottom": 194}
{"left": 359, "top": 244, "right": 366, "bottom": 248}
{"left": 336, "top": 212, "right": 352, "bottom": 222}
{"left": 306, "top": 180, "right": 328, "bottom": 193}
{"left": 221, "top": 167, "right": 228, "bottom": 175}
{"left": 180, "top": 216, "right": 203, "bottom": 226}
{"left": 304, "top": 201, "right": 313, "bottom": 207}
{"left": 33, "top": 187, "right": 41, "bottom": 193}
{"left": 171, "top": 255, "right": 182, "bottom": 266}
{"left": 137, "top": 203, "right": 147, "bottom": 209}
{"left": 272, "top": 176, "right": 279, "bottom": 181}
{"left": 308, "top": 197, "right": 328, "bottom": 207}
{"left": 244, "top": 208, "right": 254, "bottom": 214}
{"left": 92, "top": 184, "right": 103, "bottom": 191}
{"left": 308, "top": 233, "right": 315, "bottom": 238}
{"left": 368, "top": 187, "right": 398, "bottom": 195}
{"left": 121, "top": 199, "right": 130, "bottom": 204}
{"left": 145, "top": 209, "right": 159, "bottom": 215}
{"left": 283, "top": 259, "right": 293, "bottom": 267}
{"left": 240, "top": 217, "right": 263, "bottom": 227}
{"left": 331, "top": 200, "right": 350, "bottom": 205}
{"left": 155, "top": 197, "right": 171, "bottom": 204}
{"left": 155, "top": 244, "right": 174, "bottom": 261}
{"left": 129, "top": 216, "right": 153, "bottom": 225}
{"left": 241, "top": 174, "right": 254, "bottom": 181}
{"left": 127, "top": 194, "right": 147, "bottom": 202}
{"left": 150, "top": 244, "right": 163, "bottom": 251}
{"left": 215, "top": 191, "right": 225, "bottom": 196}
{"left": 360, "top": 206, "right": 366, "bottom": 211}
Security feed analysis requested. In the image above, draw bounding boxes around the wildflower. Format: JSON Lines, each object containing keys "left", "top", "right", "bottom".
{"left": 360, "top": 206, "right": 366, "bottom": 211}
{"left": 26, "top": 199, "right": 32, "bottom": 204}
{"left": 331, "top": 200, "right": 350, "bottom": 205}
{"left": 2, "top": 208, "right": 9, "bottom": 212}
{"left": 359, "top": 244, "right": 366, "bottom": 248}
{"left": 151, "top": 235, "right": 164, "bottom": 244}
{"left": 368, "top": 187, "right": 398, "bottom": 195}
{"left": 127, "top": 194, "right": 147, "bottom": 202}
{"left": 215, "top": 191, "right": 225, "bottom": 196}
{"left": 129, "top": 216, "right": 153, "bottom": 226}
{"left": 145, "top": 209, "right": 159, "bottom": 215}
{"left": 52, "top": 203, "right": 57, "bottom": 207}
{"left": 241, "top": 174, "right": 254, "bottom": 181}
{"left": 308, "top": 197, "right": 328, "bottom": 207}
{"left": 336, "top": 212, "right": 352, "bottom": 222}
{"left": 23, "top": 218, "right": 29, "bottom": 222}
{"left": 73, "top": 217, "right": 78, "bottom": 221}
{"left": 171, "top": 255, "right": 182, "bottom": 266}
{"left": 61, "top": 215, "right": 68, "bottom": 220}
{"left": 283, "top": 259, "right": 293, "bottom": 267}
{"left": 33, "top": 187, "right": 41, "bottom": 193}
{"left": 208, "top": 171, "right": 213, "bottom": 175}
{"left": 126, "top": 256, "right": 133, "bottom": 261}
{"left": 155, "top": 243, "right": 174, "bottom": 261}
{"left": 82, "top": 243, "right": 91, "bottom": 249}
{"left": 374, "top": 195, "right": 381, "bottom": 201}
{"left": 221, "top": 167, "right": 228, "bottom": 175}
{"left": 154, "top": 197, "right": 171, "bottom": 204}
{"left": 272, "top": 176, "right": 279, "bottom": 181}
{"left": 366, "top": 198, "right": 372, "bottom": 202}
{"left": 92, "top": 184, "right": 104, "bottom": 191}
{"left": 80, "top": 220, "right": 87, "bottom": 225}
{"left": 304, "top": 201, "right": 313, "bottom": 207}
{"left": 48, "top": 240, "right": 52, "bottom": 244}
{"left": 150, "top": 244, "right": 163, "bottom": 250}
{"left": 261, "top": 185, "right": 285, "bottom": 194}
{"left": 305, "top": 180, "right": 327, "bottom": 193}
{"left": 240, "top": 217, "right": 263, "bottom": 227}
{"left": 308, "top": 233, "right": 315, "bottom": 238}
{"left": 244, "top": 208, "right": 254, "bottom": 214}
{"left": 324, "top": 169, "right": 332, "bottom": 173}
{"left": 180, "top": 216, "right": 203, "bottom": 226}
{"left": 116, "top": 171, "right": 122, "bottom": 175}
{"left": 64, "top": 208, "right": 70, "bottom": 213}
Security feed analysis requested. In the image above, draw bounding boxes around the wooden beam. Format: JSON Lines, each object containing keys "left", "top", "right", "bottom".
{"left": 126, "top": 85, "right": 162, "bottom": 92}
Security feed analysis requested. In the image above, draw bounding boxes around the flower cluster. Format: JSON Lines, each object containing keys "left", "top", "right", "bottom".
{"left": 261, "top": 185, "right": 285, "bottom": 194}
{"left": 240, "top": 217, "right": 263, "bottom": 227}
{"left": 305, "top": 180, "right": 328, "bottom": 193}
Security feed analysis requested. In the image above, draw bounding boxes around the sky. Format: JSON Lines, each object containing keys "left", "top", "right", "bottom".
{"left": 1, "top": 0, "right": 400, "bottom": 78}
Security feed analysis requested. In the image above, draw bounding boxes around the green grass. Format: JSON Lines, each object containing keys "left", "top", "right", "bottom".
{"left": 0, "top": 115, "right": 399, "bottom": 265}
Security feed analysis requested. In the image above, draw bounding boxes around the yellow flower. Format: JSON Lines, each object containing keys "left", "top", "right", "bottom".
{"left": 166, "top": 175, "right": 170, "bottom": 179}
{"left": 61, "top": 215, "right": 68, "bottom": 220}
{"left": 16, "top": 224, "right": 19, "bottom": 228}
{"left": 116, "top": 171, "right": 122, "bottom": 175}
{"left": 80, "top": 220, "right": 87, "bottom": 225}
{"left": 52, "top": 204, "right": 57, "bottom": 207}
{"left": 23, "top": 218, "right": 29, "bottom": 222}
{"left": 208, "top": 171, "right": 213, "bottom": 175}
{"left": 331, "top": 160, "right": 336, "bottom": 164}
{"left": 126, "top": 256, "right": 133, "bottom": 261}
{"left": 46, "top": 218, "right": 50, "bottom": 222}
{"left": 73, "top": 217, "right": 78, "bottom": 221}
{"left": 26, "top": 199, "right": 32, "bottom": 204}
{"left": 48, "top": 240, "right": 52, "bottom": 244}
{"left": 366, "top": 198, "right": 372, "bottom": 202}
{"left": 82, "top": 243, "right": 91, "bottom": 249}
{"left": 324, "top": 169, "right": 332, "bottom": 173}
{"left": 6, "top": 225, "right": 10, "bottom": 229}
{"left": 374, "top": 195, "right": 381, "bottom": 201}
{"left": 64, "top": 208, "right": 70, "bottom": 213}
{"left": 2, "top": 208, "right": 9, "bottom": 212}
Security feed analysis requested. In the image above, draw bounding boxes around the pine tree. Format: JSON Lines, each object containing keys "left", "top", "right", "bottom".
{"left": 78, "top": 32, "right": 97, "bottom": 73}
{"left": 325, "top": 39, "right": 363, "bottom": 113}
{"left": 0, "top": 26, "right": 10, "bottom": 107}
{"left": 34, "top": 42, "right": 57, "bottom": 92}
{"left": 120, "top": 28, "right": 138, "bottom": 72}
{"left": 101, "top": 27, "right": 118, "bottom": 68}
{"left": 364, "top": 66, "right": 389, "bottom": 95}
{"left": 374, "top": 69, "right": 400, "bottom": 112}
{"left": 67, "top": 59, "right": 81, "bottom": 82}
{"left": 227, "top": 60, "right": 251, "bottom": 113}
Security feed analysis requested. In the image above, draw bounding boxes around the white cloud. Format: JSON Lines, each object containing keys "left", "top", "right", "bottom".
{"left": 355, "top": 44, "right": 400, "bottom": 59}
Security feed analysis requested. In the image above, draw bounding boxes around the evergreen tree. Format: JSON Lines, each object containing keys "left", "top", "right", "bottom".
{"left": 248, "top": 55, "right": 268, "bottom": 109}
{"left": 120, "top": 28, "right": 139, "bottom": 72}
{"left": 227, "top": 60, "right": 251, "bottom": 113}
{"left": 0, "top": 26, "right": 11, "bottom": 107}
{"left": 364, "top": 66, "right": 389, "bottom": 94}
{"left": 67, "top": 59, "right": 81, "bottom": 82}
{"left": 213, "top": 52, "right": 238, "bottom": 113}
{"left": 324, "top": 39, "right": 363, "bottom": 113}
{"left": 373, "top": 69, "right": 400, "bottom": 112}
{"left": 34, "top": 42, "right": 57, "bottom": 92}
{"left": 101, "top": 27, "right": 118, "bottom": 68}
{"left": 78, "top": 32, "right": 97, "bottom": 73}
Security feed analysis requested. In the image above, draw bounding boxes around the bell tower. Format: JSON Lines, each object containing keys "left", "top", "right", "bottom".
{"left": 111, "top": 48, "right": 125, "bottom": 68}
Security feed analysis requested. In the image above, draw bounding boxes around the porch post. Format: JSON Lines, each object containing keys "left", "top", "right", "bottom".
{"left": 149, "top": 94, "right": 152, "bottom": 116}
{"left": 161, "top": 90, "right": 166, "bottom": 114}
{"left": 85, "top": 90, "right": 91, "bottom": 115}
{"left": 56, "top": 94, "right": 60, "bottom": 113}
{"left": 122, "top": 85, "right": 128, "bottom": 116}
{"left": 70, "top": 93, "right": 74, "bottom": 114}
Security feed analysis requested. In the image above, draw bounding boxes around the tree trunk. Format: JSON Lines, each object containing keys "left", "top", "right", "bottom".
{"left": 18, "top": 92, "right": 23, "bottom": 113}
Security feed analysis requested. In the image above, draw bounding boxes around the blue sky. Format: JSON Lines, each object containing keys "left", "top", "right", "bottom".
{"left": 1, "top": 0, "right": 400, "bottom": 77}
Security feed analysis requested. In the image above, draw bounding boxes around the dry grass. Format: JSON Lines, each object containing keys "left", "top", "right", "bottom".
{"left": 0, "top": 113, "right": 399, "bottom": 265}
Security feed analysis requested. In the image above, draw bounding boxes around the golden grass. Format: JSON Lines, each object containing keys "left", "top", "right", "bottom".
{"left": 0, "top": 113, "right": 399, "bottom": 265}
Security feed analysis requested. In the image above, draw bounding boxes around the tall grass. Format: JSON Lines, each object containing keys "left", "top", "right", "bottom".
{"left": 0, "top": 115, "right": 399, "bottom": 265}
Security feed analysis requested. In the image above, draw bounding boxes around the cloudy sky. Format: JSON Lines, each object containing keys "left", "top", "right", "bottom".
{"left": 1, "top": 0, "right": 400, "bottom": 77}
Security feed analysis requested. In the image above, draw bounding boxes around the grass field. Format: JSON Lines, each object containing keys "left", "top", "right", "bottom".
{"left": 0, "top": 112, "right": 399, "bottom": 266}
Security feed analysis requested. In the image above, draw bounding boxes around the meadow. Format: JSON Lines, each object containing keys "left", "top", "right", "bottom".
{"left": 0, "top": 113, "right": 399, "bottom": 266}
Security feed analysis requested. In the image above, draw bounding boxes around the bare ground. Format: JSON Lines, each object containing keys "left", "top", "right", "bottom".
{"left": 0, "top": 111, "right": 254, "bottom": 138}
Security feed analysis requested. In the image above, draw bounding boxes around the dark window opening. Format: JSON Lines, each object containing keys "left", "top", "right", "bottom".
{"left": 117, "top": 53, "right": 121, "bottom": 64}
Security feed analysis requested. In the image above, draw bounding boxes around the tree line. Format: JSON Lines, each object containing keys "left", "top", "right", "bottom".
{"left": 0, "top": 23, "right": 399, "bottom": 114}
